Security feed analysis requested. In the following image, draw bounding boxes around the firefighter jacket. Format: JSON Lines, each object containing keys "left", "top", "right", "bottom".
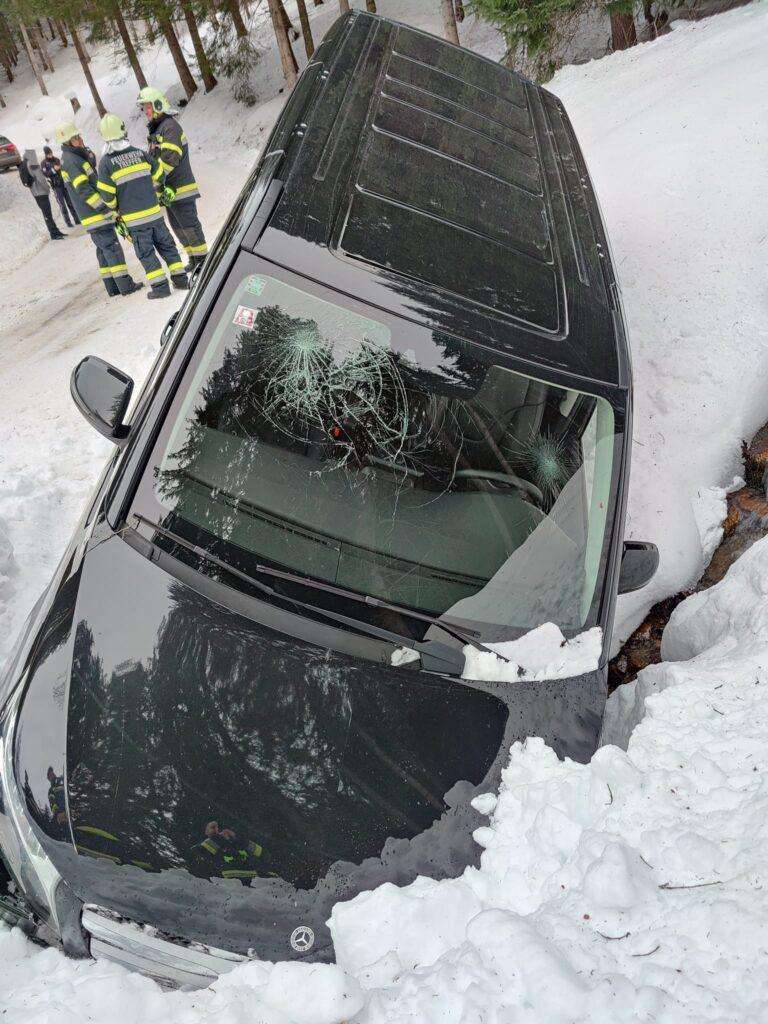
{"left": 147, "top": 113, "right": 200, "bottom": 202}
{"left": 96, "top": 140, "right": 165, "bottom": 228}
{"left": 60, "top": 144, "right": 113, "bottom": 231}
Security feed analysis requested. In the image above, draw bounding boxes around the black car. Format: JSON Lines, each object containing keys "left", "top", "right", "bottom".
{"left": 0, "top": 11, "right": 657, "bottom": 986}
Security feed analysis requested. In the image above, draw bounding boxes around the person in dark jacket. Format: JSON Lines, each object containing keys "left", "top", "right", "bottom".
{"left": 138, "top": 86, "right": 208, "bottom": 271}
{"left": 56, "top": 121, "right": 142, "bottom": 298}
{"left": 19, "top": 149, "right": 66, "bottom": 240}
{"left": 97, "top": 113, "right": 188, "bottom": 300}
{"left": 41, "top": 144, "right": 80, "bottom": 227}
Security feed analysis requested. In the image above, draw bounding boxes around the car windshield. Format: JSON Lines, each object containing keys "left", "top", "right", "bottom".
{"left": 144, "top": 272, "right": 617, "bottom": 640}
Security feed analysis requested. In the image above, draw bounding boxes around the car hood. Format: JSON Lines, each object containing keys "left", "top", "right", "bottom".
{"left": 18, "top": 533, "right": 524, "bottom": 960}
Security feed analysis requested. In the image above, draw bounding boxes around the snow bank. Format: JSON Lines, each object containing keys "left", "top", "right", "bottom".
{"left": 549, "top": 3, "right": 768, "bottom": 646}
{"left": 327, "top": 534, "right": 768, "bottom": 1021}
{"left": 462, "top": 623, "right": 602, "bottom": 682}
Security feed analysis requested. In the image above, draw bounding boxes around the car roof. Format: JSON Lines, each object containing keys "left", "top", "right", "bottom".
{"left": 255, "top": 11, "right": 628, "bottom": 390}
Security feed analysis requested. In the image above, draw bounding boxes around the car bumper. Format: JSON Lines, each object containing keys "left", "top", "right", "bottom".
{"left": 0, "top": 154, "right": 21, "bottom": 169}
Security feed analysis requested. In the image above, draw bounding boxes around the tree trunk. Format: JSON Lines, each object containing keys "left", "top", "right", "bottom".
{"left": 366, "top": 0, "right": 377, "bottom": 11}
{"left": 112, "top": 6, "right": 148, "bottom": 89}
{"left": 2, "top": 57, "right": 13, "bottom": 83}
{"left": 55, "top": 19, "right": 68, "bottom": 46}
{"left": 33, "top": 22, "right": 54, "bottom": 72}
{"left": 313, "top": 0, "right": 323, "bottom": 6}
{"left": 224, "top": 0, "right": 248, "bottom": 38}
{"left": 180, "top": 0, "right": 217, "bottom": 91}
{"left": 267, "top": 0, "right": 297, "bottom": 86}
{"left": 69, "top": 21, "right": 104, "bottom": 113}
{"left": 18, "top": 21, "right": 47, "bottom": 95}
{"left": 339, "top": 0, "right": 350, "bottom": 12}
{"left": 454, "top": 0, "right": 465, "bottom": 23}
{"left": 609, "top": 7, "right": 637, "bottom": 49}
{"left": 158, "top": 15, "right": 198, "bottom": 99}
{"left": 0, "top": 92, "right": 5, "bottom": 108}
{"left": 277, "top": 0, "right": 299, "bottom": 40}
{"left": 440, "top": 0, "right": 460, "bottom": 45}
{"left": 295, "top": 0, "right": 314, "bottom": 58}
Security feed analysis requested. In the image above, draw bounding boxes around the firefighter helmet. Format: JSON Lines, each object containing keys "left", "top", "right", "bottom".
{"left": 100, "top": 113, "right": 127, "bottom": 142}
{"left": 55, "top": 121, "right": 79, "bottom": 144}
{"left": 137, "top": 86, "right": 170, "bottom": 115}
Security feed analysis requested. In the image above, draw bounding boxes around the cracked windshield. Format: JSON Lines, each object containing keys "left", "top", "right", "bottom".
{"left": 152, "top": 273, "right": 615, "bottom": 639}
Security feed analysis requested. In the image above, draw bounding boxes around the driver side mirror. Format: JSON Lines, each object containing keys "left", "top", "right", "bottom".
{"left": 70, "top": 356, "right": 134, "bottom": 444}
{"left": 618, "top": 540, "right": 659, "bottom": 594}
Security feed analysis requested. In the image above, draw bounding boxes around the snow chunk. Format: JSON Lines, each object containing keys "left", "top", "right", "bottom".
{"left": 462, "top": 622, "right": 602, "bottom": 682}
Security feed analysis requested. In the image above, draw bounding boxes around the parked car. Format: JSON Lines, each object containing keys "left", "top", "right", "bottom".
{"left": 0, "top": 135, "right": 22, "bottom": 171}
{"left": 0, "top": 10, "right": 657, "bottom": 985}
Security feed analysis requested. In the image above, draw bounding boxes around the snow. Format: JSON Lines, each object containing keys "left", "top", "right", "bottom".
{"left": 462, "top": 622, "right": 603, "bottom": 682}
{"left": 546, "top": 5, "right": 768, "bottom": 647}
{"left": 1, "top": 1, "right": 768, "bottom": 1021}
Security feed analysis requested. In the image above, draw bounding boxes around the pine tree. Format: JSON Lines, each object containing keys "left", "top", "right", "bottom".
{"left": 68, "top": 19, "right": 104, "bottom": 112}
{"left": 441, "top": 0, "right": 460, "bottom": 43}
{"left": 267, "top": 0, "right": 297, "bottom": 85}
{"left": 111, "top": 3, "right": 148, "bottom": 89}
{"left": 180, "top": 0, "right": 217, "bottom": 91}
{"left": 295, "top": 0, "right": 314, "bottom": 59}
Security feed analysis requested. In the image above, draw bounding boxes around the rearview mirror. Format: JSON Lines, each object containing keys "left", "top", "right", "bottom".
{"left": 70, "top": 356, "right": 133, "bottom": 444}
{"left": 618, "top": 540, "right": 659, "bottom": 594}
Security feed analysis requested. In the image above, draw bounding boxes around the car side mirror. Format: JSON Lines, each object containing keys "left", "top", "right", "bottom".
{"left": 618, "top": 540, "right": 659, "bottom": 594}
{"left": 70, "top": 356, "right": 133, "bottom": 444}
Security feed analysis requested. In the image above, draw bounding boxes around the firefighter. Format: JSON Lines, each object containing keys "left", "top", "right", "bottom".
{"left": 55, "top": 122, "right": 142, "bottom": 297}
{"left": 97, "top": 113, "right": 189, "bottom": 300}
{"left": 191, "top": 820, "right": 269, "bottom": 885}
{"left": 137, "top": 86, "right": 208, "bottom": 271}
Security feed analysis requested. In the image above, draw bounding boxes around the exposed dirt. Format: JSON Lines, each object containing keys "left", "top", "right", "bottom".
{"left": 609, "top": 428, "right": 768, "bottom": 692}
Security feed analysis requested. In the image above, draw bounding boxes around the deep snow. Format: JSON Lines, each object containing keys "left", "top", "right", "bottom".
{"left": 0, "top": 2, "right": 767, "bottom": 1021}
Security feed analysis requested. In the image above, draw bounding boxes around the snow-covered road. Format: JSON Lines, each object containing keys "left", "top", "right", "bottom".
{"left": 1, "top": 2, "right": 767, "bottom": 1021}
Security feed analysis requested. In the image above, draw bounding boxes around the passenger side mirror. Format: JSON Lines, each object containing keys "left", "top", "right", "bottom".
{"left": 618, "top": 540, "right": 659, "bottom": 594}
{"left": 70, "top": 356, "right": 134, "bottom": 444}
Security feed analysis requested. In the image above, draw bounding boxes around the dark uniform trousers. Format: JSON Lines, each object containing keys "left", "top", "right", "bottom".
{"left": 167, "top": 197, "right": 207, "bottom": 268}
{"left": 53, "top": 184, "right": 80, "bottom": 227}
{"left": 90, "top": 225, "right": 133, "bottom": 297}
{"left": 130, "top": 218, "right": 185, "bottom": 293}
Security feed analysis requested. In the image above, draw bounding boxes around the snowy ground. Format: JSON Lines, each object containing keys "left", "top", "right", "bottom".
{"left": 0, "top": 1, "right": 767, "bottom": 1021}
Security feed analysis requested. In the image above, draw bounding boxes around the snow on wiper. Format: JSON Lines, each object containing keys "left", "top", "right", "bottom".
{"left": 129, "top": 514, "right": 481, "bottom": 674}
{"left": 234, "top": 560, "right": 507, "bottom": 662}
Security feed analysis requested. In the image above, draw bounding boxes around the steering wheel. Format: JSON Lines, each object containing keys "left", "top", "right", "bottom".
{"left": 455, "top": 469, "right": 544, "bottom": 505}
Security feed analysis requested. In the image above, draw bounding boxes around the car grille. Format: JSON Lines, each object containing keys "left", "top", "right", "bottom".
{"left": 82, "top": 905, "right": 249, "bottom": 989}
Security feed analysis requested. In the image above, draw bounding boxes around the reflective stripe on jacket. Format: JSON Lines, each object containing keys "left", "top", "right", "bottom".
{"left": 148, "top": 114, "right": 200, "bottom": 202}
{"left": 97, "top": 144, "right": 164, "bottom": 227}
{"left": 61, "top": 144, "right": 113, "bottom": 231}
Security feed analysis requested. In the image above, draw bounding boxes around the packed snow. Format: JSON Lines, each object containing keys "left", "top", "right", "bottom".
{"left": 462, "top": 622, "right": 603, "bottom": 682}
{"left": 1, "top": 0, "right": 767, "bottom": 1021}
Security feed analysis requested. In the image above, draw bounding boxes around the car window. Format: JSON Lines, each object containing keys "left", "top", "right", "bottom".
{"left": 139, "top": 268, "right": 617, "bottom": 640}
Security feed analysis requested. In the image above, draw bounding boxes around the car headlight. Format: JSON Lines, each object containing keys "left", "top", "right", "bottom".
{"left": 0, "top": 685, "right": 62, "bottom": 923}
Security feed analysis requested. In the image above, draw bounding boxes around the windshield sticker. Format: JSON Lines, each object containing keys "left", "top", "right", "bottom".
{"left": 246, "top": 275, "right": 266, "bottom": 296}
{"left": 233, "top": 305, "right": 257, "bottom": 329}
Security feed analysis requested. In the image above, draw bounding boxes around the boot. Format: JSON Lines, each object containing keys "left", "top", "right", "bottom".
{"left": 171, "top": 273, "right": 190, "bottom": 291}
{"left": 120, "top": 281, "right": 145, "bottom": 296}
{"left": 148, "top": 281, "right": 172, "bottom": 300}
{"left": 51, "top": 232, "right": 66, "bottom": 240}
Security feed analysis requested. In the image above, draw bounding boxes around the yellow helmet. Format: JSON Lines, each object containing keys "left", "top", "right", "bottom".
{"left": 137, "top": 86, "right": 169, "bottom": 115}
{"left": 55, "top": 121, "right": 79, "bottom": 144}
{"left": 100, "top": 112, "right": 127, "bottom": 142}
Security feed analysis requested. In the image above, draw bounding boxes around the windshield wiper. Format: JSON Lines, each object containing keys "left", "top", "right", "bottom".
{"left": 129, "top": 514, "right": 501, "bottom": 674}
